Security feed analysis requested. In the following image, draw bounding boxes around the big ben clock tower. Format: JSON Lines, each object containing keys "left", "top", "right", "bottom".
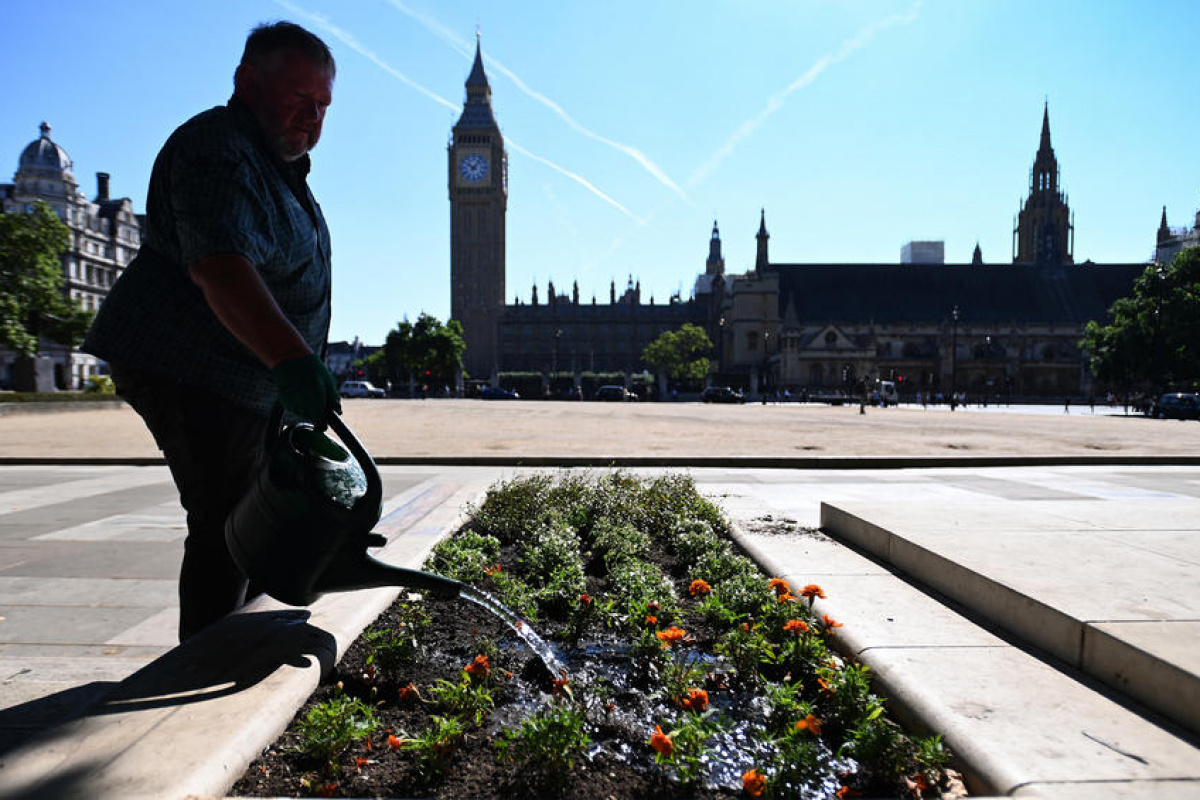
{"left": 450, "top": 36, "right": 507, "bottom": 380}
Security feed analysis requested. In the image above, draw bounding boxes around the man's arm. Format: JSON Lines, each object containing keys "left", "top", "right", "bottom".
{"left": 188, "top": 252, "right": 311, "bottom": 367}
{"left": 189, "top": 252, "right": 339, "bottom": 420}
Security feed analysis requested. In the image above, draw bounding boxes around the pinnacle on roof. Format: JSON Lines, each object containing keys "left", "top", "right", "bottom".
{"left": 757, "top": 208, "right": 768, "bottom": 236}
{"left": 466, "top": 35, "right": 489, "bottom": 90}
{"left": 1038, "top": 100, "right": 1053, "bottom": 155}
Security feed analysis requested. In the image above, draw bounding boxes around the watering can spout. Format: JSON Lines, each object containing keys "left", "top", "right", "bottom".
{"left": 314, "top": 551, "right": 465, "bottom": 599}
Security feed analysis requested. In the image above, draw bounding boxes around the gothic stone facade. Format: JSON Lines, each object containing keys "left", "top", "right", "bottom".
{"left": 448, "top": 55, "right": 1146, "bottom": 398}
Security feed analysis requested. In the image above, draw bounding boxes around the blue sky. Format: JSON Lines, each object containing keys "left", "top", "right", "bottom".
{"left": 4, "top": 1, "right": 1198, "bottom": 345}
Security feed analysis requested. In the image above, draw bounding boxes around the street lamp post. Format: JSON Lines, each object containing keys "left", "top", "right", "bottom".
{"left": 950, "top": 305, "right": 960, "bottom": 407}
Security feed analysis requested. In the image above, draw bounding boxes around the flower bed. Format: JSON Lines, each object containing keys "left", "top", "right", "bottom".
{"left": 233, "top": 472, "right": 964, "bottom": 799}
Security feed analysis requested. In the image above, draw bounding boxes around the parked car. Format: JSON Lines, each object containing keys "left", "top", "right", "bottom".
{"left": 1149, "top": 392, "right": 1200, "bottom": 420}
{"left": 701, "top": 386, "right": 744, "bottom": 404}
{"left": 479, "top": 385, "right": 520, "bottom": 400}
{"left": 594, "top": 385, "right": 632, "bottom": 402}
{"left": 339, "top": 380, "right": 386, "bottom": 398}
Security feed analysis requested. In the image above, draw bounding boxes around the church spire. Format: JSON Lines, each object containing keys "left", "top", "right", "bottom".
{"left": 1014, "top": 102, "right": 1072, "bottom": 265}
{"left": 1038, "top": 100, "right": 1053, "bottom": 156}
{"left": 1158, "top": 206, "right": 1172, "bottom": 245}
{"left": 755, "top": 209, "right": 770, "bottom": 272}
{"left": 706, "top": 219, "right": 725, "bottom": 276}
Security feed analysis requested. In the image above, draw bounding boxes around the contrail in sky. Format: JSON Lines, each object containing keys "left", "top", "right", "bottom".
{"left": 274, "top": 0, "right": 642, "bottom": 222}
{"left": 687, "top": 0, "right": 922, "bottom": 189}
{"left": 382, "top": 0, "right": 688, "bottom": 203}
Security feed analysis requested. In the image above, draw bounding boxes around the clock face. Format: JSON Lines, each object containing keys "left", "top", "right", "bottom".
{"left": 459, "top": 153, "right": 489, "bottom": 183}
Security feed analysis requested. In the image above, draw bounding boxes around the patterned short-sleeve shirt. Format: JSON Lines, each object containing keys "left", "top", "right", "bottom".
{"left": 85, "top": 98, "right": 332, "bottom": 416}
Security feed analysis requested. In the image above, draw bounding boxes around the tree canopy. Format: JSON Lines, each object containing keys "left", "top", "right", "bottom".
{"left": 641, "top": 323, "right": 713, "bottom": 384}
{"left": 1081, "top": 246, "right": 1200, "bottom": 391}
{"left": 372, "top": 313, "right": 466, "bottom": 388}
{"left": 0, "top": 201, "right": 92, "bottom": 357}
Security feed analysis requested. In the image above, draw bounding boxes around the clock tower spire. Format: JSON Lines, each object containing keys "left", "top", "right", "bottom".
{"left": 450, "top": 34, "right": 508, "bottom": 380}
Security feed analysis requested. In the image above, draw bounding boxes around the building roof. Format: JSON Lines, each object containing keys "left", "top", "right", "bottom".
{"left": 770, "top": 262, "right": 1146, "bottom": 326}
{"left": 17, "top": 122, "right": 74, "bottom": 181}
{"left": 454, "top": 39, "right": 499, "bottom": 130}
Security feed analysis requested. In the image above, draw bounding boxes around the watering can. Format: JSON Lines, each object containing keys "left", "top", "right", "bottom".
{"left": 224, "top": 406, "right": 465, "bottom": 606}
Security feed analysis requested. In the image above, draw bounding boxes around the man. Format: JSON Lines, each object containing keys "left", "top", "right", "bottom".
{"left": 85, "top": 22, "right": 342, "bottom": 641}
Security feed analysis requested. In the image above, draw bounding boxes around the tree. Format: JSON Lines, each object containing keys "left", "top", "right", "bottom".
{"left": 0, "top": 200, "right": 92, "bottom": 357}
{"left": 641, "top": 323, "right": 713, "bottom": 385}
{"left": 1081, "top": 246, "right": 1200, "bottom": 391}
{"left": 378, "top": 313, "right": 466, "bottom": 390}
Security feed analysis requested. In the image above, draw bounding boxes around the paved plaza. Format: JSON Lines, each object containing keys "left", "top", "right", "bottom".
{"left": 0, "top": 402, "right": 1198, "bottom": 799}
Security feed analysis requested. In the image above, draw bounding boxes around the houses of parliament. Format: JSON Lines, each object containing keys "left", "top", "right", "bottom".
{"left": 450, "top": 41, "right": 1159, "bottom": 399}
{"left": 3, "top": 43, "right": 1195, "bottom": 397}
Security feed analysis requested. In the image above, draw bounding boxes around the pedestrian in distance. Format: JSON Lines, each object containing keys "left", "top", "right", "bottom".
{"left": 85, "top": 21, "right": 341, "bottom": 642}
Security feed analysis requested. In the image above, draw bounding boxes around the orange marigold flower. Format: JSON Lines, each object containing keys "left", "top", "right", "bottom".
{"left": 783, "top": 619, "right": 809, "bottom": 634}
{"left": 800, "top": 583, "right": 827, "bottom": 600}
{"left": 646, "top": 601, "right": 660, "bottom": 613}
{"left": 386, "top": 734, "right": 403, "bottom": 752}
{"left": 645, "top": 614, "right": 659, "bottom": 626}
{"left": 742, "top": 768, "right": 768, "bottom": 797}
{"left": 822, "top": 615, "right": 844, "bottom": 633}
{"left": 649, "top": 725, "right": 674, "bottom": 757}
{"left": 354, "top": 756, "right": 368, "bottom": 768}
{"left": 835, "top": 786, "right": 862, "bottom": 798}
{"left": 464, "top": 654, "right": 491, "bottom": 679}
{"left": 795, "top": 714, "right": 823, "bottom": 735}
{"left": 552, "top": 672, "right": 571, "bottom": 695}
{"left": 655, "top": 625, "right": 686, "bottom": 646}
{"left": 817, "top": 677, "right": 833, "bottom": 694}
{"left": 777, "top": 592, "right": 797, "bottom": 604}
{"left": 398, "top": 682, "right": 417, "bottom": 702}
{"left": 909, "top": 772, "right": 930, "bottom": 793}
{"left": 769, "top": 578, "right": 791, "bottom": 596}
{"left": 689, "top": 579, "right": 712, "bottom": 596}
{"left": 485, "top": 563, "right": 502, "bottom": 576}
{"left": 319, "top": 782, "right": 338, "bottom": 797}
{"left": 681, "top": 687, "right": 709, "bottom": 712}
{"left": 579, "top": 593, "right": 593, "bottom": 606}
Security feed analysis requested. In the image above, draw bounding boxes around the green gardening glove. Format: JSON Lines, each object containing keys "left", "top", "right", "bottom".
{"left": 271, "top": 353, "right": 342, "bottom": 422}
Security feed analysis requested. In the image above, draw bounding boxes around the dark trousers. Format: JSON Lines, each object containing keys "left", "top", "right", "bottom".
{"left": 111, "top": 364, "right": 269, "bottom": 642}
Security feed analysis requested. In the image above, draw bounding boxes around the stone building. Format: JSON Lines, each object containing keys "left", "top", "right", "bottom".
{"left": 1155, "top": 203, "right": 1200, "bottom": 265}
{"left": 1, "top": 123, "right": 141, "bottom": 390}
{"left": 449, "top": 39, "right": 508, "bottom": 381}
{"left": 446, "top": 51, "right": 1145, "bottom": 400}
{"left": 713, "top": 106, "right": 1143, "bottom": 400}
{"left": 449, "top": 40, "right": 706, "bottom": 388}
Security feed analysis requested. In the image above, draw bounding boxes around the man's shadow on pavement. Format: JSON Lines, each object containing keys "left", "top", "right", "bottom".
{"left": 0, "top": 609, "right": 335, "bottom": 759}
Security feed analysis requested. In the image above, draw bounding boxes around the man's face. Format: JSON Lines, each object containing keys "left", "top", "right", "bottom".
{"left": 242, "top": 49, "right": 333, "bottom": 162}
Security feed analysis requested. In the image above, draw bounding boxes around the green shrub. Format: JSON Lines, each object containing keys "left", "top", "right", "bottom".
{"left": 496, "top": 697, "right": 591, "bottom": 784}
{"left": 362, "top": 601, "right": 429, "bottom": 675}
{"left": 712, "top": 571, "right": 774, "bottom": 619}
{"left": 518, "top": 520, "right": 586, "bottom": 618}
{"left": 293, "top": 688, "right": 377, "bottom": 771}
{"left": 428, "top": 530, "right": 501, "bottom": 583}
{"left": 83, "top": 375, "right": 116, "bottom": 394}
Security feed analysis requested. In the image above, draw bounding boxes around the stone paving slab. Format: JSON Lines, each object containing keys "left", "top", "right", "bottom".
{"left": 819, "top": 475, "right": 1200, "bottom": 743}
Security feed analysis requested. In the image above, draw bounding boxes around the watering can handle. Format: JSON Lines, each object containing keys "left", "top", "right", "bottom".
{"left": 261, "top": 404, "right": 384, "bottom": 528}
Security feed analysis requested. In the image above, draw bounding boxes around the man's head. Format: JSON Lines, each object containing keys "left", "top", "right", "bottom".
{"left": 234, "top": 22, "right": 336, "bottom": 162}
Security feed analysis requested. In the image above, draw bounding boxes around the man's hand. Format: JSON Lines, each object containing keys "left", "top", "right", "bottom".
{"left": 271, "top": 353, "right": 341, "bottom": 422}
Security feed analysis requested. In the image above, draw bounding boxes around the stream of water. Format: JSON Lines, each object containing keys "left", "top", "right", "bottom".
{"left": 459, "top": 585, "right": 566, "bottom": 679}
